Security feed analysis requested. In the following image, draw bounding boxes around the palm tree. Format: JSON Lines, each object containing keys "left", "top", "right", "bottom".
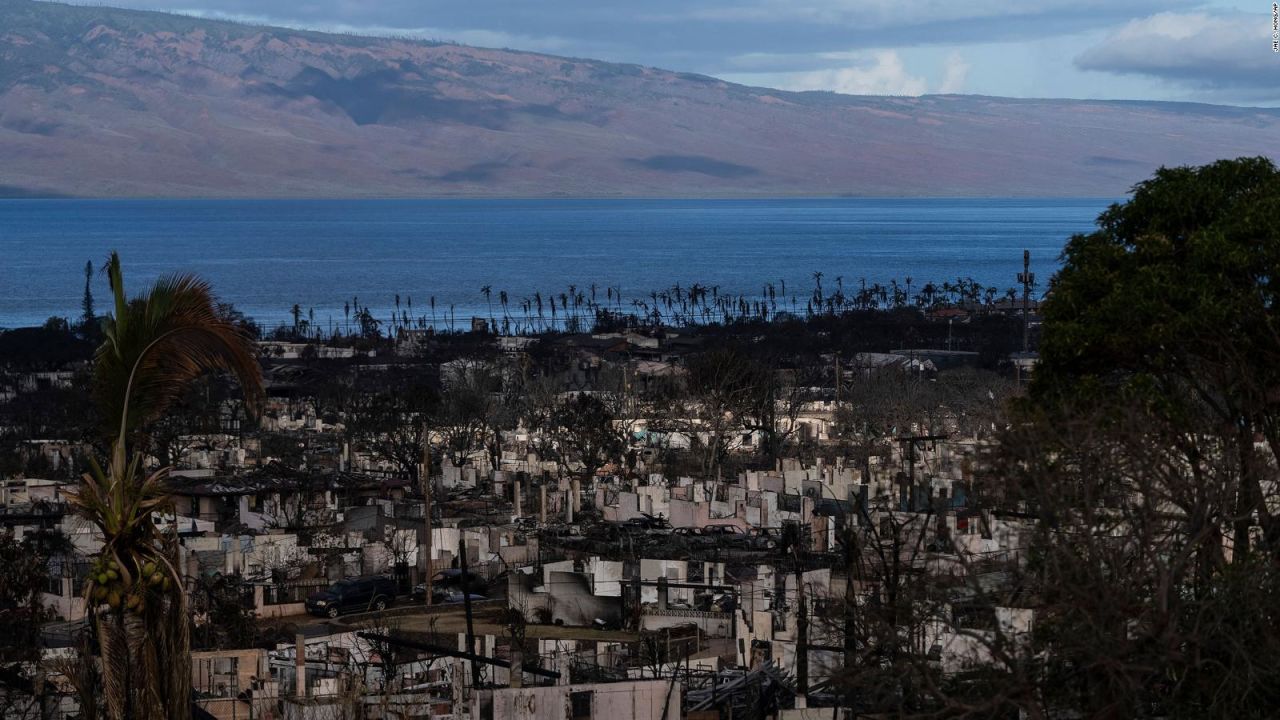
{"left": 481, "top": 285, "right": 493, "bottom": 329}
{"left": 69, "top": 253, "right": 262, "bottom": 720}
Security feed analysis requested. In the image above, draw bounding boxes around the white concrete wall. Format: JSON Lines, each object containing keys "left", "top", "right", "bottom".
{"left": 475, "top": 680, "right": 680, "bottom": 720}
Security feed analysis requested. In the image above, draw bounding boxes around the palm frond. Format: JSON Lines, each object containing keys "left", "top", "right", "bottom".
{"left": 95, "top": 252, "right": 263, "bottom": 449}
{"left": 74, "top": 253, "right": 260, "bottom": 720}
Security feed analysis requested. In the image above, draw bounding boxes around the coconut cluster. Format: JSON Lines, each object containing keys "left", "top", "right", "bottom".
{"left": 87, "top": 555, "right": 172, "bottom": 612}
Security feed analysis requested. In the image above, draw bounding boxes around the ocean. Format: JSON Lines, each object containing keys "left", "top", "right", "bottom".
{"left": 0, "top": 198, "right": 1111, "bottom": 331}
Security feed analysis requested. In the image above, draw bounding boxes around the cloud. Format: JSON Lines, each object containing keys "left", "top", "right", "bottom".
{"left": 784, "top": 51, "right": 929, "bottom": 96}
{"left": 59, "top": 0, "right": 1190, "bottom": 63}
{"left": 1076, "top": 12, "right": 1276, "bottom": 94}
{"left": 47, "top": 0, "right": 1233, "bottom": 103}
{"left": 176, "top": 9, "right": 575, "bottom": 52}
{"left": 729, "top": 50, "right": 971, "bottom": 97}
{"left": 680, "top": 0, "right": 1167, "bottom": 30}
{"left": 938, "top": 52, "right": 971, "bottom": 93}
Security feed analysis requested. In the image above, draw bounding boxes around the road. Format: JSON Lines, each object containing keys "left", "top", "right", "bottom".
{"left": 259, "top": 597, "right": 639, "bottom": 643}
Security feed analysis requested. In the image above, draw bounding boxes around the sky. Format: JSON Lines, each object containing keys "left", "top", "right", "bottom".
{"left": 65, "top": 0, "right": 1280, "bottom": 105}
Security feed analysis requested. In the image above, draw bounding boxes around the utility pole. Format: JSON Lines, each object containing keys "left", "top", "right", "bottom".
{"left": 459, "top": 537, "right": 481, "bottom": 688}
{"left": 896, "top": 434, "right": 947, "bottom": 512}
{"left": 843, "top": 517, "right": 859, "bottom": 712}
{"left": 795, "top": 559, "right": 809, "bottom": 701}
{"left": 1018, "top": 249, "right": 1034, "bottom": 355}
{"left": 834, "top": 355, "right": 841, "bottom": 405}
{"left": 421, "top": 424, "right": 433, "bottom": 607}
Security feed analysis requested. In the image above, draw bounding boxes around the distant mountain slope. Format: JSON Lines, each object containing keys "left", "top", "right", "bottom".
{"left": 1, "top": 0, "right": 1279, "bottom": 197}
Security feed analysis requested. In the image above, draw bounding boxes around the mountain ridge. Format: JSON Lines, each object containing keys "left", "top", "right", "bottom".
{"left": 2, "top": 0, "right": 1279, "bottom": 198}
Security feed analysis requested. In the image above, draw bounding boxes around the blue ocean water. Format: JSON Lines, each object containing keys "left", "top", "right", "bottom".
{"left": 0, "top": 198, "right": 1110, "bottom": 331}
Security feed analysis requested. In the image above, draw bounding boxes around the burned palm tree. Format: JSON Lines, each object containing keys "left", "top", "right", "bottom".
{"left": 481, "top": 285, "right": 493, "bottom": 329}
{"left": 69, "top": 253, "right": 263, "bottom": 720}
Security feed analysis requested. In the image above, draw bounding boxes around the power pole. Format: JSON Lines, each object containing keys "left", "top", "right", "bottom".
{"left": 896, "top": 434, "right": 948, "bottom": 511}
{"left": 459, "top": 537, "right": 481, "bottom": 688}
{"left": 834, "top": 355, "right": 841, "bottom": 405}
{"left": 421, "top": 424, "right": 433, "bottom": 607}
{"left": 843, "top": 518, "right": 859, "bottom": 712}
{"left": 1018, "top": 249, "right": 1034, "bottom": 355}
{"left": 795, "top": 559, "right": 809, "bottom": 700}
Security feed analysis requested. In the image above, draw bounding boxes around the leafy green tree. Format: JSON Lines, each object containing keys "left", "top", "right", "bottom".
{"left": 992, "top": 157, "right": 1280, "bottom": 718}
{"left": 81, "top": 259, "right": 99, "bottom": 340}
{"left": 1033, "top": 156, "right": 1280, "bottom": 556}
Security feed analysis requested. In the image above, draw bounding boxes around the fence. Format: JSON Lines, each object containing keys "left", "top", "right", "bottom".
{"left": 260, "top": 578, "right": 330, "bottom": 606}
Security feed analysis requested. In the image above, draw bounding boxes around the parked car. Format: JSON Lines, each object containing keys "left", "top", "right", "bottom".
{"left": 305, "top": 576, "right": 397, "bottom": 618}
{"left": 625, "top": 513, "right": 670, "bottom": 530}
{"left": 749, "top": 527, "right": 786, "bottom": 551}
{"left": 411, "top": 569, "right": 487, "bottom": 602}
{"left": 591, "top": 522, "right": 647, "bottom": 543}
{"left": 701, "top": 525, "right": 776, "bottom": 551}
{"left": 672, "top": 526, "right": 712, "bottom": 550}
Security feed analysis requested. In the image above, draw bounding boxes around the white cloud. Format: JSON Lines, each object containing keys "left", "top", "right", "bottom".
{"left": 680, "top": 0, "right": 1175, "bottom": 30}
{"left": 783, "top": 50, "right": 929, "bottom": 95}
{"left": 176, "top": 8, "right": 574, "bottom": 52}
{"left": 938, "top": 51, "right": 970, "bottom": 93}
{"left": 730, "top": 49, "right": 973, "bottom": 97}
{"left": 50, "top": 0, "right": 1245, "bottom": 103}
{"left": 1075, "top": 11, "right": 1275, "bottom": 92}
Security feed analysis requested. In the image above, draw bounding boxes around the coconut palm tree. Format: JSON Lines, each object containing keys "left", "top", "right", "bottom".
{"left": 69, "top": 253, "right": 262, "bottom": 720}
{"left": 481, "top": 285, "right": 493, "bottom": 329}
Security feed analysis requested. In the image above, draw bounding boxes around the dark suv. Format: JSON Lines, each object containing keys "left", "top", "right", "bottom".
{"left": 305, "top": 576, "right": 398, "bottom": 618}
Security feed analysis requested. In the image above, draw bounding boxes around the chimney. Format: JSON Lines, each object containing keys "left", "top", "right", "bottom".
{"left": 513, "top": 476, "right": 523, "bottom": 518}
{"left": 539, "top": 483, "right": 547, "bottom": 524}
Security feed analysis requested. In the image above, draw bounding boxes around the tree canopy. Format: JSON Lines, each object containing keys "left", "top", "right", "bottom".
{"left": 1001, "top": 157, "right": 1280, "bottom": 717}
{"left": 1034, "top": 156, "right": 1280, "bottom": 413}
{"left": 1033, "top": 156, "right": 1280, "bottom": 554}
